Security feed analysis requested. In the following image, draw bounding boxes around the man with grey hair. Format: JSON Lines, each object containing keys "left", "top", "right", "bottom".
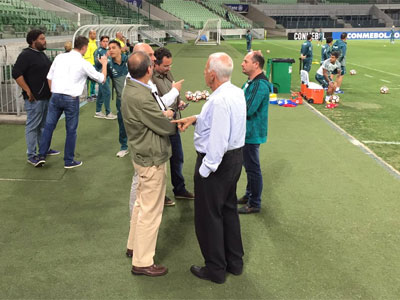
{"left": 173, "top": 52, "right": 246, "bottom": 284}
{"left": 122, "top": 51, "right": 176, "bottom": 277}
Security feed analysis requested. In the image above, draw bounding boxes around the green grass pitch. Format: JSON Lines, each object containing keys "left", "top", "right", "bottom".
{"left": 0, "top": 39, "right": 399, "bottom": 299}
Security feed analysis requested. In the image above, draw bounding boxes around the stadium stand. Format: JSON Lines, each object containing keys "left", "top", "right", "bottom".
{"left": 65, "top": 0, "right": 148, "bottom": 22}
{"left": 200, "top": 0, "right": 252, "bottom": 29}
{"left": 0, "top": 0, "right": 76, "bottom": 37}
{"left": 160, "top": 0, "right": 234, "bottom": 29}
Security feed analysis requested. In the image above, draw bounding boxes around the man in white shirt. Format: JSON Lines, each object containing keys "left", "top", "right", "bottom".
{"left": 173, "top": 53, "right": 246, "bottom": 284}
{"left": 38, "top": 36, "right": 108, "bottom": 169}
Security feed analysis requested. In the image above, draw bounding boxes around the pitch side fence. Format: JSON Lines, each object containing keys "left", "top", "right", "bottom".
{"left": 0, "top": 46, "right": 64, "bottom": 115}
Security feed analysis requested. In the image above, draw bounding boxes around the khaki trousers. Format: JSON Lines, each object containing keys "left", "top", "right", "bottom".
{"left": 127, "top": 161, "right": 167, "bottom": 267}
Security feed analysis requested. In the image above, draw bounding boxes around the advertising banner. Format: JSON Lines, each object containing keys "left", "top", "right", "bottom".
{"left": 288, "top": 32, "right": 332, "bottom": 40}
{"left": 332, "top": 31, "right": 399, "bottom": 40}
{"left": 225, "top": 4, "right": 249, "bottom": 13}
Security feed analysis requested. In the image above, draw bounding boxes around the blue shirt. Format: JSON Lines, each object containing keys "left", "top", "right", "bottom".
{"left": 194, "top": 81, "right": 246, "bottom": 178}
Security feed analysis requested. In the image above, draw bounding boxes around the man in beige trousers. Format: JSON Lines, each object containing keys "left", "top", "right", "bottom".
{"left": 122, "top": 51, "right": 176, "bottom": 277}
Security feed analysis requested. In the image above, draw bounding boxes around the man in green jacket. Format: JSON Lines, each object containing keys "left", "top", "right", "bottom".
{"left": 238, "top": 51, "right": 271, "bottom": 214}
{"left": 123, "top": 51, "right": 176, "bottom": 277}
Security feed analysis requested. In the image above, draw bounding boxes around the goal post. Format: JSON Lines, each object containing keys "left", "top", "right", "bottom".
{"left": 195, "top": 19, "right": 221, "bottom": 45}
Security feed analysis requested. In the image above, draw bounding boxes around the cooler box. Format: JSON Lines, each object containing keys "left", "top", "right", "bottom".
{"left": 305, "top": 82, "right": 324, "bottom": 104}
{"left": 300, "top": 83, "right": 307, "bottom": 96}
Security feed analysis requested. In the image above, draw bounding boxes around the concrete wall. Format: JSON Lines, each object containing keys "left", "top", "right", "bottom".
{"left": 246, "top": 5, "right": 276, "bottom": 28}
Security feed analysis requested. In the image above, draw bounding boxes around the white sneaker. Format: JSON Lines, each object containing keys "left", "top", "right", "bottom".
{"left": 105, "top": 112, "right": 117, "bottom": 120}
{"left": 94, "top": 112, "right": 106, "bottom": 119}
{"left": 116, "top": 150, "right": 129, "bottom": 158}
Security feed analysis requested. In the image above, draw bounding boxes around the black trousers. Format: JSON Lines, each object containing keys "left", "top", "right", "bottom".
{"left": 194, "top": 148, "right": 244, "bottom": 282}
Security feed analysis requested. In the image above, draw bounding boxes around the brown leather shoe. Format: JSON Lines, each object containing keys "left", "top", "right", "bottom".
{"left": 131, "top": 264, "right": 168, "bottom": 277}
{"left": 238, "top": 205, "right": 260, "bottom": 214}
{"left": 126, "top": 249, "right": 133, "bottom": 258}
{"left": 175, "top": 190, "right": 195, "bottom": 200}
{"left": 164, "top": 196, "right": 175, "bottom": 207}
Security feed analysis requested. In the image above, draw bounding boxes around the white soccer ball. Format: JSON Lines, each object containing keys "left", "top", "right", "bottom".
{"left": 330, "top": 95, "right": 340, "bottom": 103}
{"left": 185, "top": 91, "right": 192, "bottom": 100}
{"left": 349, "top": 69, "right": 357, "bottom": 75}
{"left": 380, "top": 86, "right": 389, "bottom": 94}
{"left": 204, "top": 90, "right": 210, "bottom": 97}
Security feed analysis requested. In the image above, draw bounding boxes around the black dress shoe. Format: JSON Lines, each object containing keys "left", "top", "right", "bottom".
{"left": 226, "top": 266, "right": 243, "bottom": 276}
{"left": 126, "top": 249, "right": 133, "bottom": 258}
{"left": 190, "top": 265, "right": 225, "bottom": 284}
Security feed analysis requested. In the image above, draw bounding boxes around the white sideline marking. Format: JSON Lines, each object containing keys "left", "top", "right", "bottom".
{"left": 349, "top": 62, "right": 400, "bottom": 78}
{"left": 380, "top": 79, "right": 391, "bottom": 83}
{"left": 364, "top": 74, "right": 373, "bottom": 78}
{"left": 363, "top": 141, "right": 400, "bottom": 145}
{"left": 0, "top": 178, "right": 60, "bottom": 182}
{"left": 304, "top": 102, "right": 400, "bottom": 180}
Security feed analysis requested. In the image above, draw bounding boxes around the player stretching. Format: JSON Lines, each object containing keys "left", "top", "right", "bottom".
{"left": 315, "top": 52, "right": 342, "bottom": 104}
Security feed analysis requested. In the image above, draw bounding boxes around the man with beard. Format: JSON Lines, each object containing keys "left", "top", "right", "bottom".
{"left": 12, "top": 29, "right": 59, "bottom": 167}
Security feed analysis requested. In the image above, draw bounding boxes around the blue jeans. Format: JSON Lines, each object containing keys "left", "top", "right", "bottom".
{"left": 24, "top": 100, "right": 49, "bottom": 159}
{"left": 39, "top": 93, "right": 80, "bottom": 164}
{"left": 96, "top": 77, "right": 111, "bottom": 114}
{"left": 243, "top": 143, "right": 263, "bottom": 208}
{"left": 169, "top": 130, "right": 186, "bottom": 195}
{"left": 116, "top": 98, "right": 128, "bottom": 150}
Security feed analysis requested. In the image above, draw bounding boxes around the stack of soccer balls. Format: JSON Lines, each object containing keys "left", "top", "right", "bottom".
{"left": 328, "top": 95, "right": 340, "bottom": 104}
{"left": 380, "top": 86, "right": 389, "bottom": 94}
{"left": 349, "top": 69, "right": 357, "bottom": 75}
{"left": 185, "top": 90, "right": 210, "bottom": 102}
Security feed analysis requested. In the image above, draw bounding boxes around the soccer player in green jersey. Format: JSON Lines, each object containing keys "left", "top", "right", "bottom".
{"left": 93, "top": 36, "right": 117, "bottom": 120}
{"left": 300, "top": 34, "right": 313, "bottom": 73}
{"left": 332, "top": 32, "right": 347, "bottom": 94}
{"left": 107, "top": 40, "right": 129, "bottom": 157}
{"left": 321, "top": 37, "right": 333, "bottom": 65}
{"left": 315, "top": 51, "right": 342, "bottom": 103}
{"left": 390, "top": 26, "right": 396, "bottom": 44}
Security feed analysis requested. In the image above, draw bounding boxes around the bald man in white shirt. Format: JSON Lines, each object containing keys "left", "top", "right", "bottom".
{"left": 173, "top": 53, "right": 246, "bottom": 284}
{"left": 38, "top": 36, "right": 108, "bottom": 169}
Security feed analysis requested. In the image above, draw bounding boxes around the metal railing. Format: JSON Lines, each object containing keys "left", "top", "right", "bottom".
{"left": 0, "top": 47, "right": 64, "bottom": 115}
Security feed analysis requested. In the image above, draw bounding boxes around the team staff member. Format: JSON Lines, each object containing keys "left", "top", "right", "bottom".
{"left": 245, "top": 30, "right": 252, "bottom": 52}
{"left": 152, "top": 47, "right": 194, "bottom": 201}
{"left": 315, "top": 52, "right": 342, "bottom": 103}
{"left": 300, "top": 34, "right": 313, "bottom": 73}
{"left": 104, "top": 40, "right": 129, "bottom": 158}
{"left": 173, "top": 53, "right": 246, "bottom": 284}
{"left": 83, "top": 29, "right": 98, "bottom": 101}
{"left": 237, "top": 51, "right": 271, "bottom": 214}
{"left": 93, "top": 36, "right": 116, "bottom": 120}
{"left": 332, "top": 32, "right": 347, "bottom": 94}
{"left": 12, "top": 29, "right": 59, "bottom": 167}
{"left": 115, "top": 32, "right": 129, "bottom": 53}
{"left": 321, "top": 37, "right": 333, "bottom": 65}
{"left": 123, "top": 51, "right": 176, "bottom": 277}
{"left": 38, "top": 36, "right": 108, "bottom": 169}
{"left": 126, "top": 43, "right": 184, "bottom": 215}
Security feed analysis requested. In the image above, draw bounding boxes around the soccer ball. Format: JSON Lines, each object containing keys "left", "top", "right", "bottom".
{"left": 329, "top": 95, "right": 340, "bottom": 103}
{"left": 195, "top": 91, "right": 202, "bottom": 100}
{"left": 349, "top": 69, "right": 357, "bottom": 75}
{"left": 185, "top": 91, "right": 193, "bottom": 101}
{"left": 380, "top": 86, "right": 389, "bottom": 94}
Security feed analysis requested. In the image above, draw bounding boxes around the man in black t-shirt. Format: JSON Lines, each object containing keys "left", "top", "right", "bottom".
{"left": 12, "top": 29, "right": 59, "bottom": 167}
